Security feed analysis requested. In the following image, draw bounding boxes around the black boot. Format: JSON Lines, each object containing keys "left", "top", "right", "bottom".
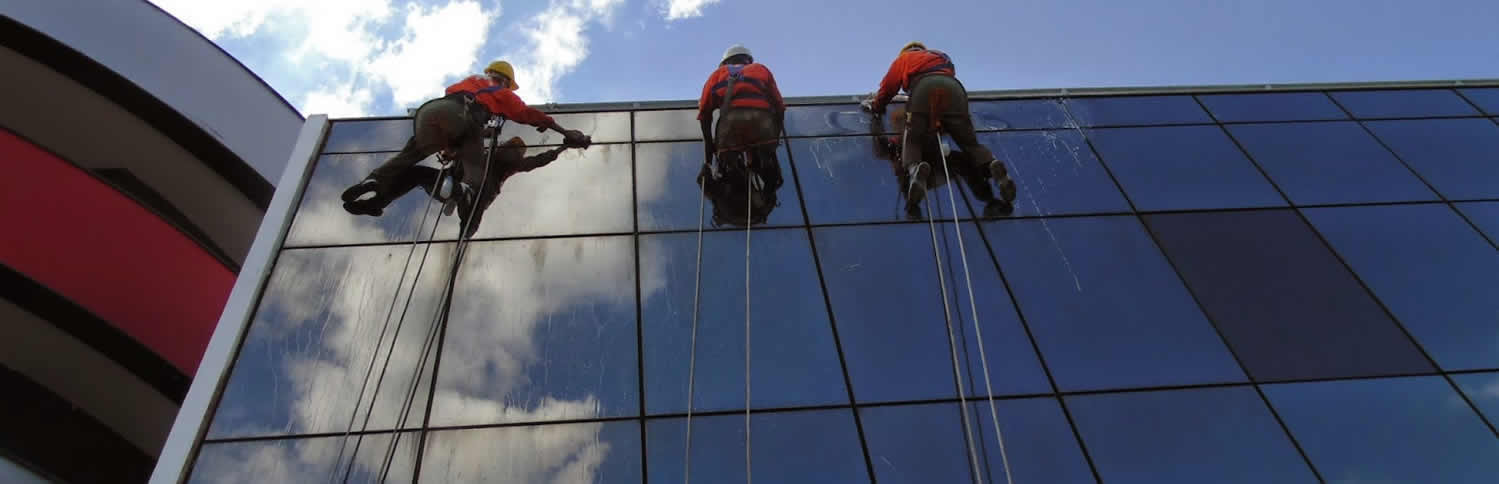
{"left": 341, "top": 177, "right": 380, "bottom": 203}
{"left": 988, "top": 160, "right": 1017, "bottom": 203}
{"left": 906, "top": 162, "right": 931, "bottom": 207}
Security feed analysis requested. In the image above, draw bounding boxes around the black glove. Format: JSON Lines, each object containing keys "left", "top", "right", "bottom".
{"left": 562, "top": 129, "right": 592, "bottom": 149}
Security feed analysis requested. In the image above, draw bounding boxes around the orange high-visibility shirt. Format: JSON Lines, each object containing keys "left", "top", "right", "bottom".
{"left": 871, "top": 50, "right": 956, "bottom": 113}
{"left": 697, "top": 63, "right": 786, "bottom": 120}
{"left": 446, "top": 75, "right": 555, "bottom": 127}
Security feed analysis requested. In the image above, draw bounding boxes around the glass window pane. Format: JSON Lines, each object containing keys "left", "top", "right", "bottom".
{"left": 1067, "top": 387, "right": 1317, "bottom": 484}
{"left": 1264, "top": 376, "right": 1499, "bottom": 484}
{"left": 789, "top": 137, "right": 976, "bottom": 224}
{"left": 635, "top": 141, "right": 804, "bottom": 231}
{"left": 985, "top": 216, "right": 1245, "bottom": 392}
{"left": 419, "top": 421, "right": 641, "bottom": 483}
{"left": 785, "top": 104, "right": 887, "bottom": 137}
{"left": 640, "top": 229, "right": 846, "bottom": 415}
{"left": 813, "top": 223, "right": 1049, "bottom": 403}
{"left": 982, "top": 130, "right": 1130, "bottom": 217}
{"left": 1456, "top": 201, "right": 1499, "bottom": 243}
{"left": 1459, "top": 88, "right": 1499, "bottom": 115}
{"left": 1227, "top": 122, "right": 1436, "bottom": 205}
{"left": 208, "top": 244, "right": 455, "bottom": 438}
{"left": 429, "top": 236, "right": 637, "bottom": 427}
{"left": 497, "top": 111, "right": 631, "bottom": 146}
{"left": 324, "top": 119, "right": 412, "bottom": 153}
{"left": 646, "top": 409, "right": 868, "bottom": 483}
{"left": 1063, "top": 95, "right": 1212, "bottom": 127}
{"left": 635, "top": 109, "right": 708, "bottom": 142}
{"left": 1331, "top": 89, "right": 1479, "bottom": 118}
{"left": 192, "top": 433, "right": 419, "bottom": 484}
{"left": 859, "top": 399, "right": 1093, "bottom": 484}
{"left": 1305, "top": 204, "right": 1499, "bottom": 370}
{"left": 1366, "top": 119, "right": 1499, "bottom": 200}
{"left": 1452, "top": 372, "right": 1499, "bottom": 423}
{"left": 287, "top": 144, "right": 634, "bottom": 246}
{"left": 1145, "top": 210, "right": 1433, "bottom": 381}
{"left": 1197, "top": 92, "right": 1347, "bottom": 122}
{"left": 968, "top": 99, "right": 1074, "bottom": 130}
{"left": 1088, "top": 126, "right": 1285, "bottom": 211}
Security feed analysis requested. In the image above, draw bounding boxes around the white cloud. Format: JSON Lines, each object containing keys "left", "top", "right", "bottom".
{"left": 502, "top": 0, "right": 626, "bottom": 103}
{"left": 662, "top": 0, "right": 723, "bottom": 21}
{"left": 302, "top": 83, "right": 375, "bottom": 118}
{"left": 368, "top": 1, "right": 497, "bottom": 107}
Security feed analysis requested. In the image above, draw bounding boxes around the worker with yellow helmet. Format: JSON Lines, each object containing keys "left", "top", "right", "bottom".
{"left": 342, "top": 60, "right": 591, "bottom": 231}
{"left": 863, "top": 42, "right": 1017, "bottom": 211}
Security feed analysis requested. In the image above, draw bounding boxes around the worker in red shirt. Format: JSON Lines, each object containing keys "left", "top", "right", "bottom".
{"left": 694, "top": 45, "right": 787, "bottom": 226}
{"left": 863, "top": 42, "right": 1015, "bottom": 210}
{"left": 342, "top": 60, "right": 590, "bottom": 218}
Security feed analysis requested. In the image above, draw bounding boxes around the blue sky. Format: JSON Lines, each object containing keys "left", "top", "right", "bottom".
{"left": 153, "top": 0, "right": 1499, "bottom": 117}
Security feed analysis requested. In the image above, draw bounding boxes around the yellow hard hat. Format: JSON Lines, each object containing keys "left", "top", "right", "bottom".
{"left": 899, "top": 41, "right": 926, "bottom": 54}
{"left": 485, "top": 61, "right": 518, "bottom": 89}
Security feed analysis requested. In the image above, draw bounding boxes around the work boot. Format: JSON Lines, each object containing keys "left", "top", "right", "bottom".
{"left": 341, "top": 177, "right": 380, "bottom": 203}
{"left": 906, "top": 162, "right": 931, "bottom": 207}
{"left": 454, "top": 184, "right": 483, "bottom": 239}
{"left": 988, "top": 160, "right": 1017, "bottom": 203}
{"left": 343, "top": 198, "right": 385, "bottom": 217}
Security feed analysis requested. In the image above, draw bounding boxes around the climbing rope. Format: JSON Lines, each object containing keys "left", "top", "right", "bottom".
{"left": 683, "top": 176, "right": 707, "bottom": 484}
{"left": 935, "top": 139, "right": 1015, "bottom": 484}
{"left": 743, "top": 156, "right": 753, "bottom": 484}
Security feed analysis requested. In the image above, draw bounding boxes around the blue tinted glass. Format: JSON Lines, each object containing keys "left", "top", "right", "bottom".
{"left": 1067, "top": 387, "right": 1317, "bottom": 484}
{"left": 860, "top": 399, "right": 1093, "bottom": 484}
{"left": 1145, "top": 210, "right": 1433, "bottom": 381}
{"left": 1452, "top": 372, "right": 1499, "bottom": 423}
{"left": 814, "top": 223, "right": 1049, "bottom": 403}
{"left": 496, "top": 111, "right": 631, "bottom": 146}
{"left": 640, "top": 229, "right": 847, "bottom": 414}
{"left": 646, "top": 409, "right": 868, "bottom": 483}
{"left": 208, "top": 245, "right": 455, "bottom": 438}
{"left": 789, "top": 137, "right": 976, "bottom": 224}
{"left": 785, "top": 104, "right": 889, "bottom": 137}
{"left": 286, "top": 144, "right": 635, "bottom": 246}
{"left": 1088, "top": 126, "right": 1285, "bottom": 211}
{"left": 1063, "top": 95, "right": 1212, "bottom": 127}
{"left": 635, "top": 109, "right": 704, "bottom": 141}
{"left": 1227, "top": 122, "right": 1436, "bottom": 205}
{"left": 191, "top": 433, "right": 419, "bottom": 483}
{"left": 429, "top": 236, "right": 638, "bottom": 426}
{"left": 325, "top": 119, "right": 411, "bottom": 153}
{"left": 1305, "top": 204, "right": 1499, "bottom": 370}
{"left": 981, "top": 131, "right": 1131, "bottom": 217}
{"left": 1455, "top": 201, "right": 1499, "bottom": 244}
{"left": 1366, "top": 119, "right": 1499, "bottom": 200}
{"left": 985, "top": 216, "right": 1245, "bottom": 392}
{"left": 969, "top": 99, "right": 1073, "bottom": 130}
{"left": 635, "top": 141, "right": 804, "bottom": 231}
{"left": 1331, "top": 89, "right": 1479, "bottom": 118}
{"left": 1264, "top": 376, "right": 1499, "bottom": 484}
{"left": 1459, "top": 88, "right": 1499, "bottom": 115}
{"left": 419, "top": 421, "right": 641, "bottom": 483}
{"left": 1197, "top": 92, "right": 1347, "bottom": 122}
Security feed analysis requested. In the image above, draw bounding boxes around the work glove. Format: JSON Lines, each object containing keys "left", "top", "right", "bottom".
{"left": 860, "top": 98, "right": 877, "bottom": 114}
{"left": 562, "top": 129, "right": 592, "bottom": 149}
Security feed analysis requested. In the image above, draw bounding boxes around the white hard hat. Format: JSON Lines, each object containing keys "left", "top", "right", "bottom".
{"left": 721, "top": 44, "right": 753, "bottom": 63}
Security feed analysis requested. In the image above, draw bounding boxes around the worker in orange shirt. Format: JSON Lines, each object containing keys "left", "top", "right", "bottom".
{"left": 695, "top": 45, "right": 786, "bottom": 226}
{"left": 863, "top": 42, "right": 1015, "bottom": 209}
{"left": 342, "top": 60, "right": 590, "bottom": 219}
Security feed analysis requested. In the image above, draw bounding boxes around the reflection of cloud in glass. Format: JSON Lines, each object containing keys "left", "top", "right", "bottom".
{"left": 191, "top": 432, "right": 418, "bottom": 483}
{"left": 419, "top": 420, "right": 641, "bottom": 483}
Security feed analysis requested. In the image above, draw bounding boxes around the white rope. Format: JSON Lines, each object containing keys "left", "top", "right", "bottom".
{"left": 683, "top": 177, "right": 707, "bottom": 484}
{"left": 744, "top": 158, "right": 753, "bottom": 484}
{"left": 936, "top": 140, "right": 1015, "bottom": 484}
{"left": 909, "top": 124, "right": 985, "bottom": 484}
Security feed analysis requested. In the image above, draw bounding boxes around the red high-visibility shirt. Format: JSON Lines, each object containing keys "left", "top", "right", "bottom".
{"left": 697, "top": 63, "right": 786, "bottom": 120}
{"left": 446, "top": 75, "right": 555, "bottom": 127}
{"left": 871, "top": 50, "right": 956, "bottom": 113}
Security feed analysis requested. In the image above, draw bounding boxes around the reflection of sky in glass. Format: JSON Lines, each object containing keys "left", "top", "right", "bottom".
{"left": 1331, "top": 89, "right": 1479, "bottom": 118}
{"left": 1197, "top": 92, "right": 1348, "bottom": 122}
{"left": 208, "top": 244, "right": 455, "bottom": 439}
{"left": 1455, "top": 201, "right": 1499, "bottom": 243}
{"left": 981, "top": 130, "right": 1130, "bottom": 217}
{"left": 646, "top": 409, "right": 868, "bottom": 483}
{"left": 1227, "top": 122, "right": 1437, "bottom": 205}
{"left": 634, "top": 109, "right": 708, "bottom": 142}
{"left": 322, "top": 114, "right": 631, "bottom": 154}
{"left": 635, "top": 141, "right": 805, "bottom": 231}
{"left": 814, "top": 223, "right": 1049, "bottom": 403}
{"left": 860, "top": 399, "right": 1093, "bottom": 484}
{"left": 789, "top": 137, "right": 975, "bottom": 224}
{"left": 1068, "top": 387, "right": 1317, "bottom": 484}
{"left": 784, "top": 104, "right": 886, "bottom": 137}
{"left": 430, "top": 236, "right": 638, "bottom": 426}
{"left": 1305, "top": 204, "right": 1499, "bottom": 370}
{"left": 1452, "top": 372, "right": 1499, "bottom": 423}
{"left": 1264, "top": 376, "right": 1499, "bottom": 484}
{"left": 640, "top": 229, "right": 847, "bottom": 414}
{"left": 1063, "top": 95, "right": 1212, "bottom": 127}
{"left": 285, "top": 144, "right": 634, "bottom": 247}
{"left": 1460, "top": 88, "right": 1499, "bottom": 115}
{"left": 419, "top": 421, "right": 641, "bottom": 483}
{"left": 969, "top": 99, "right": 1074, "bottom": 130}
{"left": 985, "top": 216, "right": 1245, "bottom": 391}
{"left": 1365, "top": 119, "right": 1499, "bottom": 200}
{"left": 191, "top": 432, "right": 418, "bottom": 484}
{"left": 324, "top": 119, "right": 412, "bottom": 153}
{"left": 1088, "top": 126, "right": 1286, "bottom": 211}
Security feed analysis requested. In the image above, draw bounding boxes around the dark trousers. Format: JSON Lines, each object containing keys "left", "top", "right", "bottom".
{"left": 369, "top": 97, "right": 484, "bottom": 191}
{"left": 901, "top": 75, "right": 996, "bottom": 175}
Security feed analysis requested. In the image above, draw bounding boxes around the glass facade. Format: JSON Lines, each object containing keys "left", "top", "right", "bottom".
{"left": 186, "top": 87, "right": 1499, "bottom": 483}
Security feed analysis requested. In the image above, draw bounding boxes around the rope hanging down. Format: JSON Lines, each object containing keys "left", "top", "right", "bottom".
{"left": 683, "top": 181, "right": 706, "bottom": 483}
{"left": 743, "top": 160, "right": 753, "bottom": 484}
